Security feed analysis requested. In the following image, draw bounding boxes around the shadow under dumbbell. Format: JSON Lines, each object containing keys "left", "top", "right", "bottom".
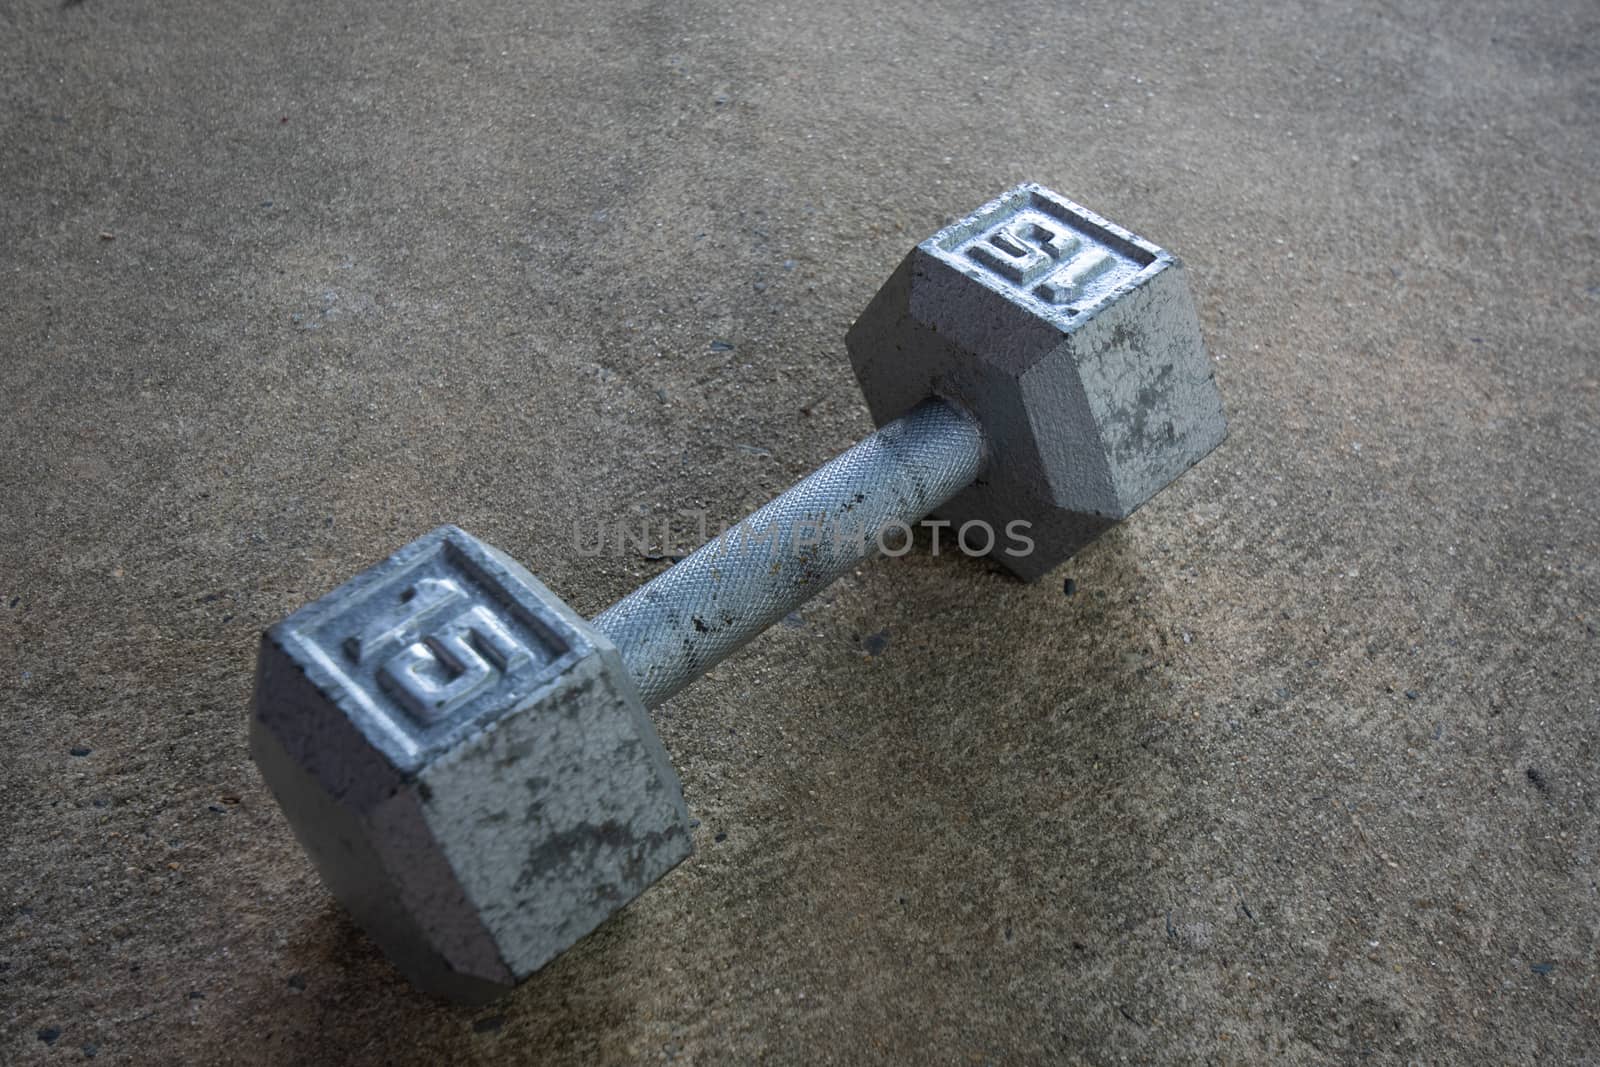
{"left": 236, "top": 898, "right": 657, "bottom": 1064}
{"left": 237, "top": 511, "right": 1196, "bottom": 1065}
{"left": 640, "top": 528, "right": 1190, "bottom": 1054}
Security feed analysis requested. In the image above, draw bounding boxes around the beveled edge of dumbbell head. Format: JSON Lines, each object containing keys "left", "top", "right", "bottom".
{"left": 918, "top": 182, "right": 1176, "bottom": 335}
{"left": 846, "top": 182, "right": 1226, "bottom": 579}
{"left": 250, "top": 525, "right": 692, "bottom": 1001}
{"left": 258, "top": 525, "right": 607, "bottom": 776}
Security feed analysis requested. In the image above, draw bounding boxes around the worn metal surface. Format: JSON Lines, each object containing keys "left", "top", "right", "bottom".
{"left": 250, "top": 526, "right": 690, "bottom": 1003}
{"left": 592, "top": 398, "right": 984, "bottom": 707}
{"left": 245, "top": 185, "right": 1224, "bottom": 1002}
{"left": 847, "top": 183, "right": 1228, "bottom": 580}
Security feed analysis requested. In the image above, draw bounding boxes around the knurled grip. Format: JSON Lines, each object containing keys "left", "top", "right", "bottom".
{"left": 591, "top": 399, "right": 986, "bottom": 707}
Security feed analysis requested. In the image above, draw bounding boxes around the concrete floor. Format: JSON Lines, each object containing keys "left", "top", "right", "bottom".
{"left": 3, "top": 0, "right": 1597, "bottom": 1062}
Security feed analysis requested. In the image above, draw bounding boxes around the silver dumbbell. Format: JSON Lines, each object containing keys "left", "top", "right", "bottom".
{"left": 249, "top": 183, "right": 1226, "bottom": 1002}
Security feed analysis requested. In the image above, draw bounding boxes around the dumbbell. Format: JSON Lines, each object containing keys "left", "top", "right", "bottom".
{"left": 249, "top": 183, "right": 1227, "bottom": 1003}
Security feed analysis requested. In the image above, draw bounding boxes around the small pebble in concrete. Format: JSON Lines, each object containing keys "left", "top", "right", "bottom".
{"left": 862, "top": 629, "right": 890, "bottom": 656}
{"left": 38, "top": 1027, "right": 61, "bottom": 1045}
{"left": 1063, "top": 578, "right": 1077, "bottom": 596}
{"left": 287, "top": 974, "right": 306, "bottom": 991}
{"left": 1531, "top": 961, "right": 1554, "bottom": 975}
{"left": 70, "top": 747, "right": 91, "bottom": 757}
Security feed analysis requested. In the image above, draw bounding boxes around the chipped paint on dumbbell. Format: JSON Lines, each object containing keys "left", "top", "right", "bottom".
{"left": 250, "top": 182, "right": 1229, "bottom": 1004}
{"left": 847, "top": 183, "right": 1226, "bottom": 579}
{"left": 251, "top": 527, "right": 690, "bottom": 1003}
{"left": 251, "top": 400, "right": 985, "bottom": 1003}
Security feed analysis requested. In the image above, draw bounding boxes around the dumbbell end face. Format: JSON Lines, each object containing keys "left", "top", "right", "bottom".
{"left": 250, "top": 526, "right": 691, "bottom": 1002}
{"left": 847, "top": 183, "right": 1227, "bottom": 579}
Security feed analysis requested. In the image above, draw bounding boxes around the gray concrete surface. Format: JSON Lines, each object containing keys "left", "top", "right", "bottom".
{"left": 2, "top": 0, "right": 1596, "bottom": 1062}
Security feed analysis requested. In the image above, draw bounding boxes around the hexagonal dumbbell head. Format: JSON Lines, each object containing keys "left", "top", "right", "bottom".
{"left": 846, "top": 183, "right": 1227, "bottom": 579}
{"left": 250, "top": 526, "right": 691, "bottom": 1003}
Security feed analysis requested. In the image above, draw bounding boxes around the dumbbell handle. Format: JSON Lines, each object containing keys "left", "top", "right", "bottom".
{"left": 591, "top": 399, "right": 986, "bottom": 706}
